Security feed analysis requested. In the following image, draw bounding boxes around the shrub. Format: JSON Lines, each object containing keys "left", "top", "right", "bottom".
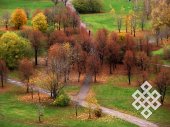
{"left": 53, "top": 92, "right": 70, "bottom": 107}
{"left": 94, "top": 107, "right": 102, "bottom": 118}
{"left": 72, "top": 0, "right": 103, "bottom": 13}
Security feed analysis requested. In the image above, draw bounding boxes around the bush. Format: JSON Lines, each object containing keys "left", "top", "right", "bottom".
{"left": 72, "top": 0, "right": 103, "bottom": 14}
{"left": 94, "top": 107, "right": 102, "bottom": 118}
{"left": 53, "top": 92, "right": 70, "bottom": 107}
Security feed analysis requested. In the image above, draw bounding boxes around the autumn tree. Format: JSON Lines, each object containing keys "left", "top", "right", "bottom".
{"left": 144, "top": 0, "right": 151, "bottom": 19}
{"left": 11, "top": 9, "right": 27, "bottom": 29}
{"left": 2, "top": 11, "right": 10, "bottom": 30}
{"left": 136, "top": 51, "right": 149, "bottom": 71}
{"left": 23, "top": 29, "right": 45, "bottom": 66}
{"left": 0, "top": 60, "right": 8, "bottom": 88}
{"left": 62, "top": 0, "right": 69, "bottom": 6}
{"left": 96, "top": 29, "right": 108, "bottom": 65}
{"left": 131, "top": 15, "right": 137, "bottom": 37}
{"left": 32, "top": 13, "right": 48, "bottom": 32}
{"left": 0, "top": 32, "right": 31, "bottom": 69}
{"left": 78, "top": 27, "right": 93, "bottom": 53}
{"left": 51, "top": 0, "right": 59, "bottom": 5}
{"left": 124, "top": 50, "right": 135, "bottom": 85}
{"left": 19, "top": 58, "right": 33, "bottom": 93}
{"left": 48, "top": 43, "right": 71, "bottom": 98}
{"left": 73, "top": 44, "right": 86, "bottom": 82}
{"left": 117, "top": 16, "right": 122, "bottom": 33}
{"left": 151, "top": 0, "right": 169, "bottom": 46}
{"left": 48, "top": 30, "right": 66, "bottom": 46}
{"left": 125, "top": 34, "right": 135, "bottom": 51}
{"left": 87, "top": 53, "right": 100, "bottom": 83}
{"left": 86, "top": 90, "right": 99, "bottom": 119}
{"left": 151, "top": 56, "right": 163, "bottom": 73}
{"left": 44, "top": 8, "right": 55, "bottom": 26}
{"left": 155, "top": 69, "right": 170, "bottom": 104}
{"left": 137, "top": 71, "right": 148, "bottom": 86}
{"left": 125, "top": 15, "right": 130, "bottom": 33}
{"left": 105, "top": 32, "right": 120, "bottom": 74}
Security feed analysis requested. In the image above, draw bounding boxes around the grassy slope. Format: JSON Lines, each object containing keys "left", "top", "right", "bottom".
{"left": 80, "top": 0, "right": 151, "bottom": 33}
{"left": 92, "top": 75, "right": 170, "bottom": 126}
{"left": 0, "top": 0, "right": 53, "bottom": 15}
{"left": 0, "top": 85, "right": 137, "bottom": 127}
{"left": 0, "top": 0, "right": 53, "bottom": 27}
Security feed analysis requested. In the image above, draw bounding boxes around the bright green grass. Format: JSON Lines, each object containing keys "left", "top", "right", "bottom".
{"left": 80, "top": 0, "right": 151, "bottom": 32}
{"left": 0, "top": 85, "right": 137, "bottom": 127}
{"left": 92, "top": 75, "right": 170, "bottom": 126}
{"left": 81, "top": 13, "right": 152, "bottom": 33}
{"left": 0, "top": 0, "right": 53, "bottom": 15}
{"left": 152, "top": 48, "right": 164, "bottom": 56}
{"left": 152, "top": 47, "right": 170, "bottom": 65}
{"left": 102, "top": 0, "right": 133, "bottom": 12}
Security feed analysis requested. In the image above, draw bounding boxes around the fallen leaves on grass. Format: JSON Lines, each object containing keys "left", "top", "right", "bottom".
{"left": 18, "top": 93, "right": 53, "bottom": 103}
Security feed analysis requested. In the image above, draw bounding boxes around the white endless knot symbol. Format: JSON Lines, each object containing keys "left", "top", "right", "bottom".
{"left": 132, "top": 81, "right": 161, "bottom": 119}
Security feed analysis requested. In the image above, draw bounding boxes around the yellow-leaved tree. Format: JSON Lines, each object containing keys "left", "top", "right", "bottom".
{"left": 32, "top": 13, "right": 48, "bottom": 32}
{"left": 86, "top": 90, "right": 100, "bottom": 119}
{"left": 11, "top": 9, "right": 27, "bottom": 29}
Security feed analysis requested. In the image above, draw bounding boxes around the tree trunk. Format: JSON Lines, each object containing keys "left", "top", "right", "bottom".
{"left": 5, "top": 23, "right": 8, "bottom": 30}
{"left": 78, "top": 72, "right": 81, "bottom": 82}
{"left": 133, "top": 28, "right": 136, "bottom": 37}
{"left": 31, "top": 87, "right": 34, "bottom": 100}
{"left": 88, "top": 108, "right": 91, "bottom": 119}
{"left": 1, "top": 73, "right": 4, "bottom": 88}
{"left": 75, "top": 103, "right": 78, "bottom": 117}
{"left": 94, "top": 73, "right": 97, "bottom": 83}
{"left": 128, "top": 70, "right": 131, "bottom": 85}
{"left": 35, "top": 48, "right": 38, "bottom": 66}
{"left": 39, "top": 115, "right": 41, "bottom": 123}
{"left": 26, "top": 83, "right": 29, "bottom": 93}
{"left": 109, "top": 62, "right": 112, "bottom": 74}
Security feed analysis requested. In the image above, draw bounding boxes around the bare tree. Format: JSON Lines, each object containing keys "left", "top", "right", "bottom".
{"left": 117, "top": 16, "right": 122, "bottom": 33}
{"left": 2, "top": 11, "right": 10, "bottom": 30}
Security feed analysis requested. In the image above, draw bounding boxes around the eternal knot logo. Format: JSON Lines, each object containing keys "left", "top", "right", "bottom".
{"left": 132, "top": 81, "right": 161, "bottom": 119}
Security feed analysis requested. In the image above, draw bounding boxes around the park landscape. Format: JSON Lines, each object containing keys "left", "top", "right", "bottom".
{"left": 0, "top": 0, "right": 170, "bottom": 127}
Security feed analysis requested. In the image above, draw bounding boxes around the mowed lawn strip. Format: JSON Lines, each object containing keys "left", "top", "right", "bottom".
{"left": 0, "top": 84, "right": 137, "bottom": 127}
{"left": 92, "top": 75, "right": 170, "bottom": 127}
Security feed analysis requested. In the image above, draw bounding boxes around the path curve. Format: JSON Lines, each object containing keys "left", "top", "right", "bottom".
{"left": 7, "top": 78, "right": 159, "bottom": 127}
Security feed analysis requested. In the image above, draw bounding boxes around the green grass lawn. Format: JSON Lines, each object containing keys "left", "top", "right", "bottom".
{"left": 80, "top": 0, "right": 152, "bottom": 33}
{"left": 92, "top": 75, "right": 170, "bottom": 127}
{"left": 152, "top": 46, "right": 170, "bottom": 65}
{"left": 0, "top": 84, "right": 137, "bottom": 127}
{"left": 0, "top": 0, "right": 53, "bottom": 15}
{"left": 0, "top": 0, "right": 53, "bottom": 27}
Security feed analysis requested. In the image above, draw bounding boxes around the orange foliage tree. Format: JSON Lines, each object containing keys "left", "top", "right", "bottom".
{"left": 11, "top": 9, "right": 27, "bottom": 29}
